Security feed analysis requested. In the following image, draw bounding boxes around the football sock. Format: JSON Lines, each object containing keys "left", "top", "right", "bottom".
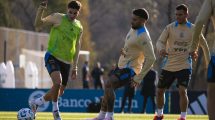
{"left": 105, "top": 112, "right": 114, "bottom": 118}
{"left": 35, "top": 96, "right": 45, "bottom": 106}
{"left": 180, "top": 112, "right": 187, "bottom": 119}
{"left": 157, "top": 109, "right": 163, "bottom": 117}
{"left": 97, "top": 110, "right": 106, "bottom": 119}
{"left": 52, "top": 101, "right": 59, "bottom": 111}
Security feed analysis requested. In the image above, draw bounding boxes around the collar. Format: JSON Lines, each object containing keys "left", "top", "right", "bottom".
{"left": 137, "top": 27, "right": 146, "bottom": 36}
{"left": 175, "top": 21, "right": 191, "bottom": 28}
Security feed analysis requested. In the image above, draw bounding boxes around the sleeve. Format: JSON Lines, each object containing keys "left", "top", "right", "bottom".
{"left": 199, "top": 34, "right": 211, "bottom": 66}
{"left": 34, "top": 5, "right": 62, "bottom": 30}
{"left": 191, "top": 0, "right": 212, "bottom": 52}
{"left": 133, "top": 35, "right": 156, "bottom": 84}
{"left": 72, "top": 29, "right": 83, "bottom": 70}
{"left": 156, "top": 26, "right": 169, "bottom": 52}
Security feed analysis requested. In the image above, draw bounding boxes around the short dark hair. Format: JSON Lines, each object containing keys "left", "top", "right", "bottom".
{"left": 68, "top": 0, "right": 82, "bottom": 10}
{"left": 176, "top": 4, "right": 188, "bottom": 13}
{"left": 133, "top": 8, "right": 149, "bottom": 20}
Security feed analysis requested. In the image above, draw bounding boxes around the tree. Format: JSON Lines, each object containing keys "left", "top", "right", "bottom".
{"left": 0, "top": 0, "right": 21, "bottom": 28}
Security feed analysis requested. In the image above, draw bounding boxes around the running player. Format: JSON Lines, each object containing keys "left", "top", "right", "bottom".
{"left": 29, "top": 1, "right": 83, "bottom": 120}
{"left": 154, "top": 4, "right": 210, "bottom": 120}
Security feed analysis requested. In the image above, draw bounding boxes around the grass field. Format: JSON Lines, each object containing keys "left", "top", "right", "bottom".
{"left": 1, "top": 112, "right": 208, "bottom": 120}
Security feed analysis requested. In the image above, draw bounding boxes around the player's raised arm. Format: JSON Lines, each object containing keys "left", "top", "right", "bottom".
{"left": 34, "top": 0, "right": 62, "bottom": 30}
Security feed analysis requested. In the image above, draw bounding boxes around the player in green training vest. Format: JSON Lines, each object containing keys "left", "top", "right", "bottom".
{"left": 29, "top": 1, "right": 83, "bottom": 120}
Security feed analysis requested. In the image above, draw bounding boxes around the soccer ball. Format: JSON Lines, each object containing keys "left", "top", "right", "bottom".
{"left": 17, "top": 108, "right": 35, "bottom": 120}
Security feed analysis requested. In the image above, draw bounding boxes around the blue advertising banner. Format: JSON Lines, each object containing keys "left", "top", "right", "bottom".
{"left": 0, "top": 88, "right": 169, "bottom": 113}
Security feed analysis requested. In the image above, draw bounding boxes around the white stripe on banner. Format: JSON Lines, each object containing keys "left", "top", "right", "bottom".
{"left": 190, "top": 101, "right": 204, "bottom": 114}
{"left": 198, "top": 94, "right": 207, "bottom": 113}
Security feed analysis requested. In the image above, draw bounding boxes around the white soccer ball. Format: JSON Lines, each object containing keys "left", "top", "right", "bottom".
{"left": 17, "top": 108, "right": 35, "bottom": 120}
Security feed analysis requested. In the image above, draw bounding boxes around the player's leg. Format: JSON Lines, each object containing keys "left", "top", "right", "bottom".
{"left": 178, "top": 86, "right": 188, "bottom": 120}
{"left": 154, "top": 70, "right": 174, "bottom": 120}
{"left": 177, "top": 69, "right": 191, "bottom": 120}
{"left": 155, "top": 88, "right": 165, "bottom": 119}
{"left": 150, "top": 95, "right": 156, "bottom": 113}
{"left": 49, "top": 71, "right": 62, "bottom": 101}
{"left": 49, "top": 71, "right": 62, "bottom": 120}
{"left": 142, "top": 95, "right": 148, "bottom": 113}
{"left": 207, "top": 56, "right": 215, "bottom": 120}
{"left": 104, "top": 76, "right": 118, "bottom": 119}
{"left": 89, "top": 75, "right": 118, "bottom": 120}
{"left": 29, "top": 53, "right": 60, "bottom": 112}
{"left": 59, "top": 85, "right": 66, "bottom": 96}
{"left": 120, "top": 91, "right": 127, "bottom": 113}
{"left": 58, "top": 61, "right": 70, "bottom": 97}
{"left": 127, "top": 94, "right": 134, "bottom": 113}
{"left": 105, "top": 68, "right": 135, "bottom": 114}
{"left": 30, "top": 85, "right": 56, "bottom": 112}
{"left": 88, "top": 74, "right": 117, "bottom": 120}
{"left": 207, "top": 83, "right": 215, "bottom": 120}
{"left": 89, "top": 68, "right": 135, "bottom": 120}
{"left": 50, "top": 61, "right": 70, "bottom": 120}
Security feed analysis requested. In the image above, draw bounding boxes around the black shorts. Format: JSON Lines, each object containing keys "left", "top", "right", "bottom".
{"left": 207, "top": 56, "right": 215, "bottom": 83}
{"left": 109, "top": 67, "right": 136, "bottom": 87}
{"left": 44, "top": 52, "right": 70, "bottom": 86}
{"left": 158, "top": 69, "right": 191, "bottom": 89}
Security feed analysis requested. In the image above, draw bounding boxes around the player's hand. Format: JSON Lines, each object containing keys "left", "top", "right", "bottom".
{"left": 71, "top": 69, "right": 77, "bottom": 80}
{"left": 40, "top": 0, "right": 48, "bottom": 8}
{"left": 159, "top": 49, "right": 168, "bottom": 57}
{"left": 130, "top": 80, "right": 139, "bottom": 87}
{"left": 189, "top": 51, "right": 198, "bottom": 61}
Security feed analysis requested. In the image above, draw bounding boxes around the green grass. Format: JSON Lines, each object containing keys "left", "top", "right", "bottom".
{"left": 0, "top": 112, "right": 208, "bottom": 120}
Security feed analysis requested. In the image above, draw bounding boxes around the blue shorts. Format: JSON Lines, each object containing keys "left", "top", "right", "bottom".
{"left": 207, "top": 56, "right": 215, "bottom": 83}
{"left": 44, "top": 52, "right": 70, "bottom": 86}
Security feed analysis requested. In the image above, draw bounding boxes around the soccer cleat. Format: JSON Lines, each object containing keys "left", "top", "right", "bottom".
{"left": 153, "top": 115, "right": 164, "bottom": 120}
{"left": 29, "top": 99, "right": 38, "bottom": 114}
{"left": 53, "top": 110, "right": 62, "bottom": 120}
{"left": 177, "top": 118, "right": 186, "bottom": 120}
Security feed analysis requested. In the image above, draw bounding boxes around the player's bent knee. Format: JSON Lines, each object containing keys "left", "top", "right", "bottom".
{"left": 59, "top": 90, "right": 64, "bottom": 96}
{"left": 58, "top": 86, "right": 65, "bottom": 96}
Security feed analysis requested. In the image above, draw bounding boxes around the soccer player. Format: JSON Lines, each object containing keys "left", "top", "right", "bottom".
{"left": 154, "top": 4, "right": 210, "bottom": 120}
{"left": 190, "top": 0, "right": 215, "bottom": 119}
{"left": 89, "top": 8, "right": 156, "bottom": 120}
{"left": 29, "top": 1, "right": 83, "bottom": 120}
